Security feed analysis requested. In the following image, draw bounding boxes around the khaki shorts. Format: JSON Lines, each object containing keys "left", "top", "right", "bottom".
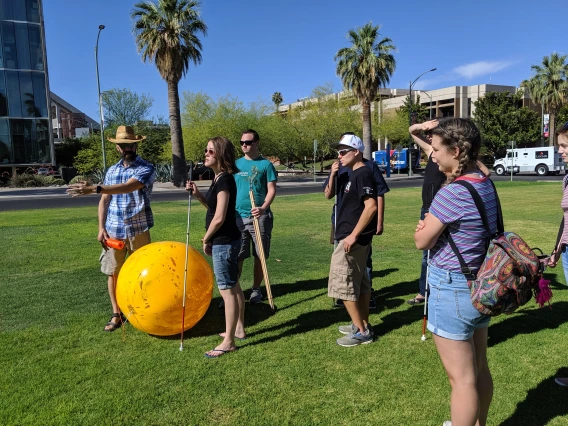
{"left": 328, "top": 240, "right": 371, "bottom": 302}
{"left": 99, "top": 231, "right": 151, "bottom": 276}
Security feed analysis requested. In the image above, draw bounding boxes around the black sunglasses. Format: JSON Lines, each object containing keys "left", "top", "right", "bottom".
{"left": 337, "top": 148, "right": 355, "bottom": 156}
{"left": 204, "top": 148, "right": 215, "bottom": 155}
{"left": 240, "top": 140, "right": 255, "bottom": 146}
{"left": 118, "top": 143, "right": 136, "bottom": 149}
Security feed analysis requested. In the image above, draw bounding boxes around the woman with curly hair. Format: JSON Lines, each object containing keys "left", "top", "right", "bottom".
{"left": 187, "top": 137, "right": 245, "bottom": 358}
{"left": 547, "top": 121, "right": 568, "bottom": 387}
{"left": 414, "top": 118, "right": 499, "bottom": 426}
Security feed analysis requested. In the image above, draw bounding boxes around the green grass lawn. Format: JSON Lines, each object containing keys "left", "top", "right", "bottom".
{"left": 2, "top": 182, "right": 568, "bottom": 425}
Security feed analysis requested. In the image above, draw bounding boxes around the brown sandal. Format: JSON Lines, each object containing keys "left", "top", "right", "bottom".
{"left": 103, "top": 313, "right": 123, "bottom": 332}
{"left": 407, "top": 297, "right": 425, "bottom": 306}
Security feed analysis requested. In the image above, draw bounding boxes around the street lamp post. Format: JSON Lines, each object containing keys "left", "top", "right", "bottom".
{"left": 420, "top": 90, "right": 434, "bottom": 119}
{"left": 408, "top": 68, "right": 437, "bottom": 176}
{"left": 95, "top": 24, "right": 106, "bottom": 173}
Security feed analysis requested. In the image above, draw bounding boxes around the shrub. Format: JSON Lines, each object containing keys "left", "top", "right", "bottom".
{"left": 9, "top": 175, "right": 68, "bottom": 187}
{"left": 88, "top": 169, "right": 106, "bottom": 184}
{"left": 69, "top": 175, "right": 90, "bottom": 185}
{"left": 155, "top": 163, "right": 173, "bottom": 182}
{"left": 10, "top": 174, "right": 46, "bottom": 188}
{"left": 49, "top": 178, "right": 66, "bottom": 186}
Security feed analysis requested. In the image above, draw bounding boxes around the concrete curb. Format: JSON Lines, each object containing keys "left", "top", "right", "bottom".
{"left": 0, "top": 175, "right": 424, "bottom": 200}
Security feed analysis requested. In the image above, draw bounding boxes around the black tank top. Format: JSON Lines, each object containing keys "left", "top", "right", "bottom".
{"left": 422, "top": 154, "right": 446, "bottom": 210}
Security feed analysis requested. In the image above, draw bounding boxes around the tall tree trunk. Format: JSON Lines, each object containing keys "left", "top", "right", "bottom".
{"left": 361, "top": 100, "right": 372, "bottom": 160}
{"left": 167, "top": 79, "right": 186, "bottom": 187}
{"left": 549, "top": 112, "right": 556, "bottom": 146}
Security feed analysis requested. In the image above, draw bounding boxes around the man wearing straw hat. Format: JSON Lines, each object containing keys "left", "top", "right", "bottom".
{"left": 67, "top": 125, "right": 156, "bottom": 332}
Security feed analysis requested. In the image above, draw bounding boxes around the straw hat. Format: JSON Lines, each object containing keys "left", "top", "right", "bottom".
{"left": 108, "top": 126, "right": 146, "bottom": 143}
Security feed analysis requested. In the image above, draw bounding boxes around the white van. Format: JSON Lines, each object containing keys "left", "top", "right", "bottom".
{"left": 493, "top": 147, "right": 565, "bottom": 176}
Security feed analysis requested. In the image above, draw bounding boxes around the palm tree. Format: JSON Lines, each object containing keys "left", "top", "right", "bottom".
{"left": 527, "top": 53, "right": 568, "bottom": 145}
{"left": 272, "top": 92, "right": 283, "bottom": 112}
{"left": 335, "top": 22, "right": 396, "bottom": 159}
{"left": 131, "top": 0, "right": 207, "bottom": 186}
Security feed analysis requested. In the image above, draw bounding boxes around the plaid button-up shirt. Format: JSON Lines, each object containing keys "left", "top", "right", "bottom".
{"left": 103, "top": 156, "right": 156, "bottom": 239}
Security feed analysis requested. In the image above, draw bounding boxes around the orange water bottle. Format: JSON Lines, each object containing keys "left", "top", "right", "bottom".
{"left": 106, "top": 238, "right": 125, "bottom": 250}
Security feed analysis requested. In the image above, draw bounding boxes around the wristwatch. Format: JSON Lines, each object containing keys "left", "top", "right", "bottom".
{"left": 96, "top": 185, "right": 103, "bottom": 194}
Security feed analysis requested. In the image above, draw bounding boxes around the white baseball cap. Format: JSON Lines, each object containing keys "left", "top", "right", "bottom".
{"left": 331, "top": 133, "right": 364, "bottom": 152}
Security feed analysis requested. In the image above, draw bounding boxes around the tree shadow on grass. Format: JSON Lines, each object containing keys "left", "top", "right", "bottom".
{"left": 488, "top": 301, "right": 568, "bottom": 347}
{"left": 375, "top": 279, "right": 418, "bottom": 311}
{"left": 267, "top": 277, "right": 329, "bottom": 298}
{"left": 174, "top": 298, "right": 277, "bottom": 340}
{"left": 548, "top": 276, "right": 567, "bottom": 290}
{"left": 164, "top": 277, "right": 330, "bottom": 340}
{"left": 500, "top": 367, "right": 568, "bottom": 425}
{"left": 372, "top": 267, "right": 399, "bottom": 280}
{"left": 240, "top": 307, "right": 353, "bottom": 348}
{"left": 374, "top": 299, "right": 425, "bottom": 337}
{"left": 240, "top": 280, "right": 425, "bottom": 347}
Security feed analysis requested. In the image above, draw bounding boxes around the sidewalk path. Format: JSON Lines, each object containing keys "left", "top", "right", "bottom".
{"left": 0, "top": 174, "right": 423, "bottom": 201}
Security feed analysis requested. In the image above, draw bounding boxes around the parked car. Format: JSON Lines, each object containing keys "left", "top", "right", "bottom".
{"left": 190, "top": 162, "right": 213, "bottom": 180}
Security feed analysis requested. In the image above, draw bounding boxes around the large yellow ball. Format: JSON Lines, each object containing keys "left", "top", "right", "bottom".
{"left": 116, "top": 241, "right": 214, "bottom": 336}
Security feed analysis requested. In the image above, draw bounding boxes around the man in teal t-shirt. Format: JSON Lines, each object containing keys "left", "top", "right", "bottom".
{"left": 234, "top": 129, "right": 277, "bottom": 304}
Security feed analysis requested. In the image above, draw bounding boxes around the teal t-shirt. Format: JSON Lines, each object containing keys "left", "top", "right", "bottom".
{"left": 234, "top": 156, "right": 277, "bottom": 218}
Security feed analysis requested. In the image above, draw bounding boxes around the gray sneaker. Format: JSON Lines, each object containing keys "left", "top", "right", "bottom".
{"left": 338, "top": 323, "right": 357, "bottom": 335}
{"left": 443, "top": 421, "right": 452, "bottom": 426}
{"left": 336, "top": 329, "right": 373, "bottom": 347}
{"left": 338, "top": 323, "right": 374, "bottom": 336}
{"left": 249, "top": 288, "right": 263, "bottom": 304}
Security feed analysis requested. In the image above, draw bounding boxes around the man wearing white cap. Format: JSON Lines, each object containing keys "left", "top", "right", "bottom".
{"left": 67, "top": 125, "right": 156, "bottom": 332}
{"left": 327, "top": 133, "right": 377, "bottom": 346}
{"left": 323, "top": 133, "right": 389, "bottom": 310}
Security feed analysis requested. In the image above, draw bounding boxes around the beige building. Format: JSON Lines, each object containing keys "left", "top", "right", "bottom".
{"left": 381, "top": 84, "right": 536, "bottom": 119}
{"left": 278, "top": 83, "right": 540, "bottom": 150}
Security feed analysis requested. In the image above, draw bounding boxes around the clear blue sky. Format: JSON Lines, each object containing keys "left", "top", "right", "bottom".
{"left": 44, "top": 0, "right": 567, "bottom": 121}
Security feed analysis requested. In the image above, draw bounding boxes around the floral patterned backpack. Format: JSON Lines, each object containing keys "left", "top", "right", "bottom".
{"left": 446, "top": 180, "right": 551, "bottom": 316}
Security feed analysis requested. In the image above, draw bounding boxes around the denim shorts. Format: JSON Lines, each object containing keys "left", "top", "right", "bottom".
{"left": 212, "top": 240, "right": 240, "bottom": 290}
{"left": 426, "top": 264, "right": 490, "bottom": 341}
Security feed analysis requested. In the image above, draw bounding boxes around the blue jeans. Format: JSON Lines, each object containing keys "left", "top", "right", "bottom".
{"left": 562, "top": 246, "right": 568, "bottom": 285}
{"left": 418, "top": 208, "right": 428, "bottom": 296}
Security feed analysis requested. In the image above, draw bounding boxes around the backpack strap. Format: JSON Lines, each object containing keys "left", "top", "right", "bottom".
{"left": 443, "top": 179, "right": 502, "bottom": 280}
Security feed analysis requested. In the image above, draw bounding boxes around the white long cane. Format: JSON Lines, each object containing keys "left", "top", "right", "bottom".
{"left": 180, "top": 163, "right": 193, "bottom": 351}
{"left": 333, "top": 172, "right": 340, "bottom": 308}
{"left": 421, "top": 187, "right": 434, "bottom": 342}
{"left": 333, "top": 173, "right": 338, "bottom": 249}
{"left": 421, "top": 250, "right": 430, "bottom": 342}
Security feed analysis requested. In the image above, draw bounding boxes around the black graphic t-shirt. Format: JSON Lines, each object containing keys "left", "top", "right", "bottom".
{"left": 205, "top": 172, "right": 240, "bottom": 244}
{"left": 335, "top": 166, "right": 377, "bottom": 246}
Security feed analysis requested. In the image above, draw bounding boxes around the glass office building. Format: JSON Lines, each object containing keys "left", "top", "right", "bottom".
{"left": 0, "top": 0, "right": 52, "bottom": 166}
